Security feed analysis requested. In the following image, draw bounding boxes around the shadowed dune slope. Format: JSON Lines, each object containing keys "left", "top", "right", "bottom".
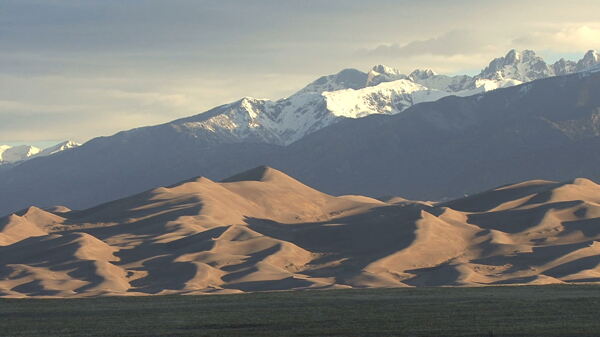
{"left": 2, "top": 167, "right": 600, "bottom": 297}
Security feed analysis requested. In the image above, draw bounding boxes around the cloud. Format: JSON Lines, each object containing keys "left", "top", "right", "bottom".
{"left": 513, "top": 25, "right": 600, "bottom": 51}
{"left": 83, "top": 89, "right": 192, "bottom": 108}
{"left": 361, "top": 31, "right": 498, "bottom": 57}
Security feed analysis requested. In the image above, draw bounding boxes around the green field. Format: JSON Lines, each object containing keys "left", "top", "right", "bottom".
{"left": 1, "top": 285, "right": 599, "bottom": 337}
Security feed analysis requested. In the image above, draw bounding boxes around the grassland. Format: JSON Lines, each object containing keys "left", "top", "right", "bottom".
{"left": 1, "top": 285, "right": 599, "bottom": 337}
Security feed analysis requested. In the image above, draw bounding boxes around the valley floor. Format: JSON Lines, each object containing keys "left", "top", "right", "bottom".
{"left": 1, "top": 285, "right": 599, "bottom": 337}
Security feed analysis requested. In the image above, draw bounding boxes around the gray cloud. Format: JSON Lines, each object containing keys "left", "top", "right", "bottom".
{"left": 512, "top": 25, "right": 600, "bottom": 52}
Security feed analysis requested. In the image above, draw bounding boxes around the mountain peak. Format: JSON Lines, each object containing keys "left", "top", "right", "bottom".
{"left": 0, "top": 140, "right": 80, "bottom": 165}
{"left": 503, "top": 49, "right": 536, "bottom": 61}
{"left": 0, "top": 145, "right": 41, "bottom": 164}
{"left": 522, "top": 49, "right": 537, "bottom": 59}
{"left": 221, "top": 165, "right": 288, "bottom": 183}
{"left": 366, "top": 65, "right": 406, "bottom": 86}
{"left": 577, "top": 50, "right": 600, "bottom": 70}
{"left": 296, "top": 68, "right": 368, "bottom": 95}
{"left": 583, "top": 50, "right": 599, "bottom": 62}
{"left": 53, "top": 140, "right": 80, "bottom": 149}
{"left": 552, "top": 58, "right": 577, "bottom": 76}
{"left": 371, "top": 64, "right": 403, "bottom": 76}
{"left": 37, "top": 140, "right": 81, "bottom": 158}
{"left": 409, "top": 68, "right": 437, "bottom": 80}
{"left": 479, "top": 49, "right": 551, "bottom": 82}
{"left": 505, "top": 49, "right": 520, "bottom": 62}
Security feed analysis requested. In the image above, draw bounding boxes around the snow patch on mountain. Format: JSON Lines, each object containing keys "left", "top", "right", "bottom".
{"left": 323, "top": 80, "right": 449, "bottom": 118}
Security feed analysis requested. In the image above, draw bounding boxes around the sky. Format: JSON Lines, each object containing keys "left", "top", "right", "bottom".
{"left": 2, "top": 0, "right": 600, "bottom": 147}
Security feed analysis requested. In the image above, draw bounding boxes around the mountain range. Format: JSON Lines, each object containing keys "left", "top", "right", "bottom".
{"left": 0, "top": 141, "right": 79, "bottom": 166}
{"left": 2, "top": 166, "right": 600, "bottom": 297}
{"left": 147, "top": 49, "right": 600, "bottom": 146}
{"left": 0, "top": 49, "right": 599, "bottom": 216}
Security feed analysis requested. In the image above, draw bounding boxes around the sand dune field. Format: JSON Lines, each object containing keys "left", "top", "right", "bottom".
{"left": 2, "top": 166, "right": 600, "bottom": 297}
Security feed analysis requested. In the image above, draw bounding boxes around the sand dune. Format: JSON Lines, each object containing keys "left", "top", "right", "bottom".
{"left": 2, "top": 166, "right": 600, "bottom": 297}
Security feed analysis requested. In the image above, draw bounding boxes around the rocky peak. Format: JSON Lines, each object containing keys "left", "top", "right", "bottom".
{"left": 366, "top": 65, "right": 407, "bottom": 86}
{"left": 479, "top": 49, "right": 553, "bottom": 82}
{"left": 552, "top": 58, "right": 577, "bottom": 76}
{"left": 577, "top": 50, "right": 600, "bottom": 71}
{"left": 409, "top": 68, "right": 437, "bottom": 80}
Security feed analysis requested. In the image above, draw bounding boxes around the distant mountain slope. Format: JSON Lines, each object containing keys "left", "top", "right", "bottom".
{"left": 0, "top": 130, "right": 282, "bottom": 215}
{"left": 2, "top": 167, "right": 600, "bottom": 297}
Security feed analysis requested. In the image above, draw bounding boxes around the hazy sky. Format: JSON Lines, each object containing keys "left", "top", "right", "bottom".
{"left": 2, "top": 0, "right": 600, "bottom": 146}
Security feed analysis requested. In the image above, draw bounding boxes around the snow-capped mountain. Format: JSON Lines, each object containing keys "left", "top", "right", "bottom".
{"left": 0, "top": 140, "right": 80, "bottom": 165}
{"left": 366, "top": 65, "right": 408, "bottom": 86}
{"left": 576, "top": 50, "right": 600, "bottom": 70}
{"left": 543, "top": 51, "right": 599, "bottom": 76}
{"left": 369, "top": 49, "right": 600, "bottom": 94}
{"left": 479, "top": 49, "right": 600, "bottom": 83}
{"left": 169, "top": 80, "right": 454, "bottom": 145}
{"left": 295, "top": 68, "right": 368, "bottom": 95}
{"left": 170, "top": 49, "right": 600, "bottom": 146}
{"left": 0, "top": 145, "right": 41, "bottom": 164}
{"left": 479, "top": 49, "right": 554, "bottom": 82}
{"left": 36, "top": 140, "right": 80, "bottom": 157}
{"left": 2, "top": 49, "right": 597, "bottom": 165}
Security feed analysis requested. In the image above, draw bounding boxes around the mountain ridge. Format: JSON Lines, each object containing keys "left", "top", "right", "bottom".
{"left": 0, "top": 140, "right": 79, "bottom": 166}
